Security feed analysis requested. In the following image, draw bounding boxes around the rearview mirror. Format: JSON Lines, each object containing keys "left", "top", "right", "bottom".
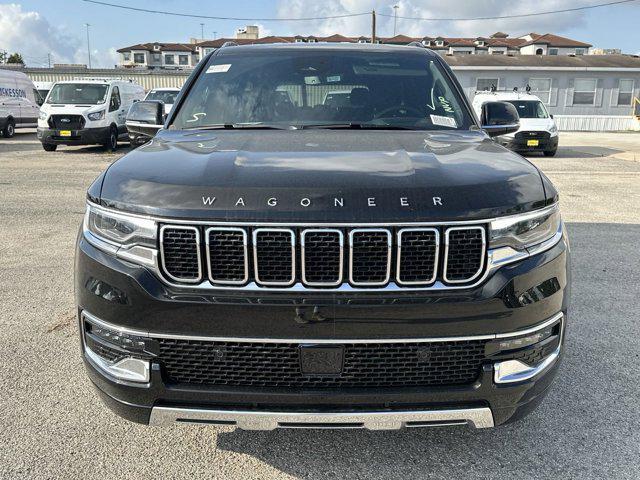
{"left": 125, "top": 100, "right": 164, "bottom": 138}
{"left": 480, "top": 101, "right": 520, "bottom": 137}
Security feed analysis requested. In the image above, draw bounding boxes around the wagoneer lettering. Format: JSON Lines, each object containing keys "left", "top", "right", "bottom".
{"left": 76, "top": 43, "right": 569, "bottom": 431}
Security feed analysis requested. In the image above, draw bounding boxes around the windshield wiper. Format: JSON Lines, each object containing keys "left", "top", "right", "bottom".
{"left": 299, "top": 123, "right": 426, "bottom": 130}
{"left": 183, "top": 123, "right": 294, "bottom": 131}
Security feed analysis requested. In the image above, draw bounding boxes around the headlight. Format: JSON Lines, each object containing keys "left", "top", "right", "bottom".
{"left": 38, "top": 110, "right": 47, "bottom": 121}
{"left": 489, "top": 203, "right": 561, "bottom": 251}
{"left": 549, "top": 124, "right": 558, "bottom": 134}
{"left": 83, "top": 203, "right": 157, "bottom": 266}
{"left": 87, "top": 110, "right": 105, "bottom": 121}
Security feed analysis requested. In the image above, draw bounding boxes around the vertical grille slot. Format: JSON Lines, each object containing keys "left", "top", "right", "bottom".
{"left": 349, "top": 229, "right": 391, "bottom": 286}
{"left": 206, "top": 227, "right": 248, "bottom": 285}
{"left": 444, "top": 227, "right": 486, "bottom": 284}
{"left": 396, "top": 228, "right": 439, "bottom": 285}
{"left": 160, "top": 226, "right": 202, "bottom": 283}
{"left": 253, "top": 228, "right": 296, "bottom": 286}
{"left": 301, "top": 229, "right": 343, "bottom": 287}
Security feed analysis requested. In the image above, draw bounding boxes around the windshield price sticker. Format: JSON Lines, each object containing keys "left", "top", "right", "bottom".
{"left": 206, "top": 64, "right": 232, "bottom": 74}
{"left": 430, "top": 114, "right": 457, "bottom": 128}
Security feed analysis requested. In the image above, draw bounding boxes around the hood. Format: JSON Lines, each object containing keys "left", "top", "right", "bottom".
{"left": 41, "top": 103, "right": 104, "bottom": 115}
{"left": 97, "top": 129, "right": 548, "bottom": 222}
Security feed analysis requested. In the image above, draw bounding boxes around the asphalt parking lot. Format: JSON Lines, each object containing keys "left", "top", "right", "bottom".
{"left": 0, "top": 130, "right": 639, "bottom": 479}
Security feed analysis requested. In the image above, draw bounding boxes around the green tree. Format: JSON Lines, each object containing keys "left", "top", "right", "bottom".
{"left": 7, "top": 53, "right": 24, "bottom": 64}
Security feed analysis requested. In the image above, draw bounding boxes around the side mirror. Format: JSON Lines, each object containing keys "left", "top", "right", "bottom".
{"left": 549, "top": 114, "right": 554, "bottom": 119}
{"left": 125, "top": 100, "right": 165, "bottom": 138}
{"left": 481, "top": 101, "right": 520, "bottom": 137}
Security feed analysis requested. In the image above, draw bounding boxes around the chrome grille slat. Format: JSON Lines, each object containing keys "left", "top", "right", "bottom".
{"left": 205, "top": 227, "right": 248, "bottom": 285}
{"left": 396, "top": 228, "right": 439, "bottom": 285}
{"left": 253, "top": 228, "right": 296, "bottom": 286}
{"left": 159, "top": 225, "right": 202, "bottom": 283}
{"left": 443, "top": 227, "right": 486, "bottom": 284}
{"left": 301, "top": 229, "right": 344, "bottom": 287}
{"left": 349, "top": 229, "right": 392, "bottom": 286}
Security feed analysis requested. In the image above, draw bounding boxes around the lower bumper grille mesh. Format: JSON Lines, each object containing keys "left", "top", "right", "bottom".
{"left": 157, "top": 339, "right": 487, "bottom": 388}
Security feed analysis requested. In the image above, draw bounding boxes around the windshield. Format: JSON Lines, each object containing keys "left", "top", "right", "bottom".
{"left": 171, "top": 50, "right": 474, "bottom": 130}
{"left": 145, "top": 90, "right": 179, "bottom": 104}
{"left": 46, "top": 83, "right": 108, "bottom": 105}
{"left": 506, "top": 100, "right": 549, "bottom": 119}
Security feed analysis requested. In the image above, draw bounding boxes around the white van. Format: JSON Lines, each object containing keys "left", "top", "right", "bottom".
{"left": 0, "top": 69, "right": 43, "bottom": 138}
{"left": 472, "top": 89, "right": 559, "bottom": 156}
{"left": 37, "top": 79, "right": 145, "bottom": 151}
{"left": 34, "top": 81, "right": 54, "bottom": 102}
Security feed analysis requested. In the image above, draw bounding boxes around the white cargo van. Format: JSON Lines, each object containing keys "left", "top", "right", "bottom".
{"left": 0, "top": 69, "right": 42, "bottom": 138}
{"left": 472, "top": 89, "right": 559, "bottom": 156}
{"left": 34, "top": 81, "right": 54, "bottom": 102}
{"left": 37, "top": 78, "right": 144, "bottom": 151}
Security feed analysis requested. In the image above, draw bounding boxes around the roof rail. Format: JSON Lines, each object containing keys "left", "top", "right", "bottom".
{"left": 407, "top": 41, "right": 426, "bottom": 48}
{"left": 220, "top": 41, "right": 238, "bottom": 48}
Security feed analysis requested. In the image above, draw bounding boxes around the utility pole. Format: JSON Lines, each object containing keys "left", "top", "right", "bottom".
{"left": 371, "top": 10, "right": 376, "bottom": 44}
{"left": 393, "top": 5, "right": 399, "bottom": 36}
{"left": 213, "top": 31, "right": 217, "bottom": 40}
{"left": 47, "top": 53, "right": 51, "bottom": 68}
{"left": 85, "top": 23, "right": 92, "bottom": 68}
{"left": 200, "top": 23, "right": 205, "bottom": 40}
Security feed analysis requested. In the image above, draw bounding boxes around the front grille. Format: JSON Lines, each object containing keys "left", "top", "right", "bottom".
{"left": 515, "top": 131, "right": 551, "bottom": 141}
{"left": 157, "top": 338, "right": 487, "bottom": 388}
{"left": 48, "top": 114, "right": 85, "bottom": 130}
{"left": 159, "top": 224, "right": 487, "bottom": 289}
{"left": 160, "top": 226, "right": 201, "bottom": 282}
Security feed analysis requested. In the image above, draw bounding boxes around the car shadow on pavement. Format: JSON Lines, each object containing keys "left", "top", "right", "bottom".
{"left": 211, "top": 222, "right": 640, "bottom": 479}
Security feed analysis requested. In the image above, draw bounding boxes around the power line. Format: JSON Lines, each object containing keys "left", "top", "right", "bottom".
{"left": 377, "top": 0, "right": 639, "bottom": 22}
{"left": 80, "top": 0, "right": 369, "bottom": 21}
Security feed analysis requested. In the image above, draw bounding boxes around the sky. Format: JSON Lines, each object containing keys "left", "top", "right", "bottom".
{"left": 0, "top": 0, "right": 639, "bottom": 67}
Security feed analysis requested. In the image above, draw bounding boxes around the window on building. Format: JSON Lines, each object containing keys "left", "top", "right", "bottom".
{"left": 535, "top": 48, "right": 544, "bottom": 55}
{"left": 617, "top": 79, "right": 634, "bottom": 106}
{"left": 528, "top": 78, "right": 552, "bottom": 104}
{"left": 133, "top": 53, "right": 145, "bottom": 63}
{"left": 165, "top": 54, "right": 175, "bottom": 65}
{"left": 123, "top": 52, "right": 130, "bottom": 61}
{"left": 575, "top": 48, "right": 585, "bottom": 55}
{"left": 435, "top": 40, "right": 444, "bottom": 46}
{"left": 179, "top": 55, "right": 189, "bottom": 65}
{"left": 476, "top": 78, "right": 499, "bottom": 91}
{"left": 573, "top": 78, "right": 597, "bottom": 105}
{"left": 491, "top": 50, "right": 504, "bottom": 55}
{"left": 549, "top": 48, "right": 558, "bottom": 55}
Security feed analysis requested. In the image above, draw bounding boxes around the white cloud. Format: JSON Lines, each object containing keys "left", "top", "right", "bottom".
{"left": 0, "top": 3, "right": 116, "bottom": 67}
{"left": 275, "top": 0, "right": 638, "bottom": 39}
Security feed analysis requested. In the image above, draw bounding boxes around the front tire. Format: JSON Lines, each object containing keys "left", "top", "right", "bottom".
{"left": 2, "top": 119, "right": 15, "bottom": 138}
{"left": 42, "top": 143, "right": 57, "bottom": 152}
{"left": 104, "top": 126, "right": 118, "bottom": 152}
{"left": 543, "top": 149, "right": 557, "bottom": 157}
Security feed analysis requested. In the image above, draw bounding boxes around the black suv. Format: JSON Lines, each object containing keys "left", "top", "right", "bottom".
{"left": 76, "top": 43, "right": 569, "bottom": 430}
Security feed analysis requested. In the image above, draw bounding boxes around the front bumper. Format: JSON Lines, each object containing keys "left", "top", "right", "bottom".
{"left": 75, "top": 229, "right": 570, "bottom": 429}
{"left": 498, "top": 135, "right": 558, "bottom": 153}
{"left": 37, "top": 126, "right": 110, "bottom": 146}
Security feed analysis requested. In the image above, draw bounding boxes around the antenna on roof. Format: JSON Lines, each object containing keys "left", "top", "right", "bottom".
{"left": 221, "top": 41, "right": 238, "bottom": 48}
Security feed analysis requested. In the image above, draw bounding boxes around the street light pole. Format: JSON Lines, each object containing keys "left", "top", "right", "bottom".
{"left": 200, "top": 23, "right": 204, "bottom": 40}
{"left": 84, "top": 23, "right": 92, "bottom": 68}
{"left": 393, "top": 5, "right": 399, "bottom": 36}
